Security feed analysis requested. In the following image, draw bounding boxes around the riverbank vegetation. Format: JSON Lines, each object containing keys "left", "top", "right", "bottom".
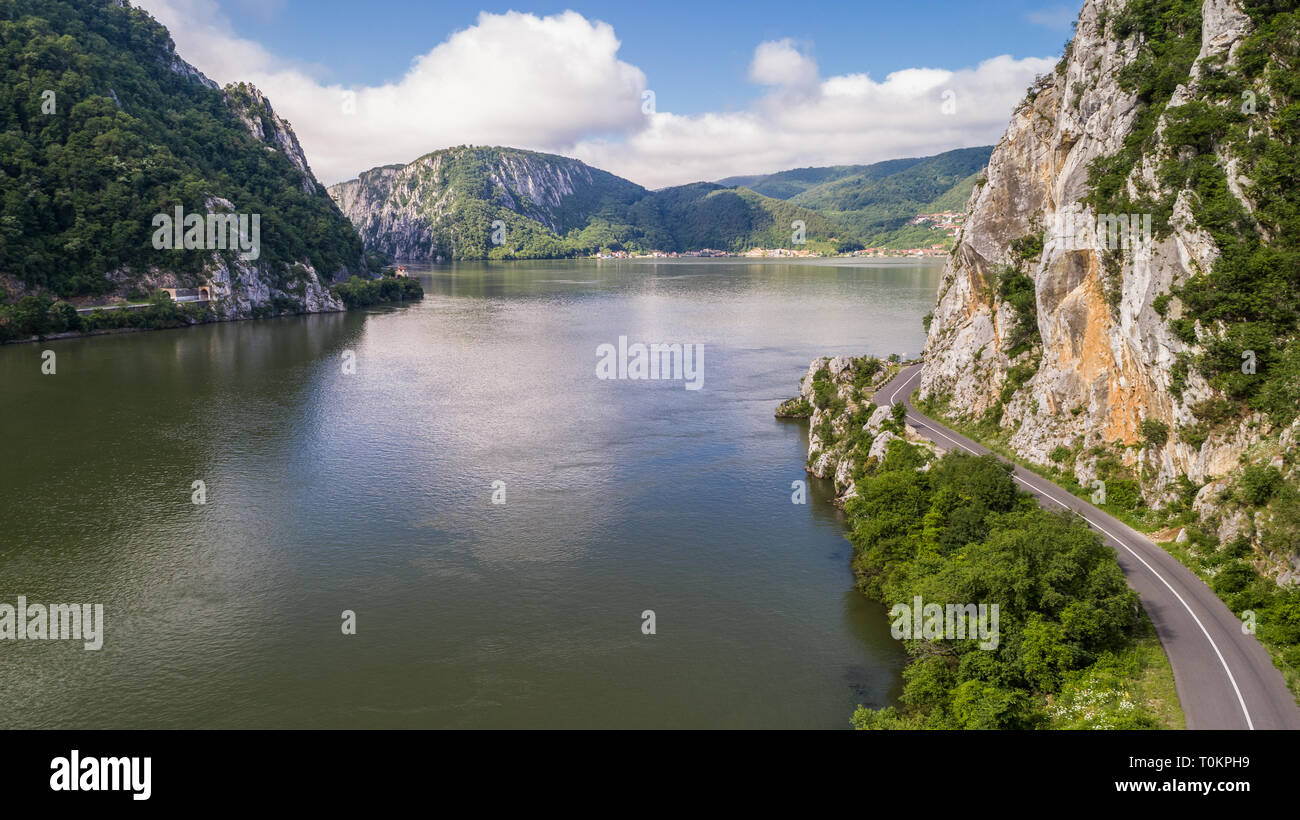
{"left": 917, "top": 391, "right": 1300, "bottom": 702}
{"left": 846, "top": 445, "right": 1180, "bottom": 729}
{"left": 331, "top": 275, "right": 424, "bottom": 308}
{"left": 1, "top": 273, "right": 423, "bottom": 343}
{"left": 0, "top": 289, "right": 211, "bottom": 341}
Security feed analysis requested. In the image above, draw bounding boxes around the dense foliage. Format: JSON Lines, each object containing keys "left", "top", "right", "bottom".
{"left": 0, "top": 0, "right": 364, "bottom": 297}
{"left": 847, "top": 448, "right": 1163, "bottom": 729}
{"left": 718, "top": 156, "right": 930, "bottom": 199}
{"left": 644, "top": 182, "right": 843, "bottom": 254}
{"left": 1175, "top": 512, "right": 1300, "bottom": 681}
{"left": 331, "top": 275, "right": 423, "bottom": 308}
{"left": 0, "top": 288, "right": 212, "bottom": 340}
{"left": 725, "top": 147, "right": 991, "bottom": 249}
{"left": 792, "top": 147, "right": 989, "bottom": 219}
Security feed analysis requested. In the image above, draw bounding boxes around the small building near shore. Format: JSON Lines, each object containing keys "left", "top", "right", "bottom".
{"left": 160, "top": 285, "right": 212, "bottom": 302}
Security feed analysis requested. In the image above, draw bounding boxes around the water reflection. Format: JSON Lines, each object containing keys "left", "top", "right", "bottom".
{"left": 0, "top": 258, "right": 940, "bottom": 728}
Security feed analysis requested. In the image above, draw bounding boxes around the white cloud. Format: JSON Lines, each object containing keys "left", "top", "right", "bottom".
{"left": 135, "top": 0, "right": 275, "bottom": 77}
{"left": 748, "top": 39, "right": 819, "bottom": 89}
{"left": 133, "top": 1, "right": 647, "bottom": 184}
{"left": 131, "top": 1, "right": 1054, "bottom": 189}
{"left": 574, "top": 54, "right": 1056, "bottom": 188}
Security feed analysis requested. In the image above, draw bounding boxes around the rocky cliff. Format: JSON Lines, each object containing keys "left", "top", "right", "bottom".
{"left": 0, "top": 1, "right": 367, "bottom": 320}
{"left": 778, "top": 357, "right": 940, "bottom": 507}
{"left": 226, "top": 83, "right": 321, "bottom": 197}
{"left": 151, "top": 51, "right": 353, "bottom": 316}
{"left": 172, "top": 76, "right": 348, "bottom": 318}
{"left": 919, "top": 0, "right": 1300, "bottom": 582}
{"left": 327, "top": 145, "right": 846, "bottom": 260}
{"left": 328, "top": 147, "right": 650, "bottom": 261}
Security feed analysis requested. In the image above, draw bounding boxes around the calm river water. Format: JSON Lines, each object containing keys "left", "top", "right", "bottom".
{"left": 0, "top": 257, "right": 941, "bottom": 728}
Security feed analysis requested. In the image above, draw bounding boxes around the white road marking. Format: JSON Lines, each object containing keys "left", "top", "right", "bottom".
{"left": 884, "top": 366, "right": 1255, "bottom": 730}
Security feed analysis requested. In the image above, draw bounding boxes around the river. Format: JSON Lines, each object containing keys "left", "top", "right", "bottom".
{"left": 0, "top": 257, "right": 941, "bottom": 728}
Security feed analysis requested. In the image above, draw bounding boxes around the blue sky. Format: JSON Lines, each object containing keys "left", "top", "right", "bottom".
{"left": 140, "top": 0, "right": 1077, "bottom": 186}
{"left": 225, "top": 0, "right": 1076, "bottom": 114}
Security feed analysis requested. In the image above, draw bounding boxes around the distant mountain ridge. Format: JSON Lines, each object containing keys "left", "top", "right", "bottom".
{"left": 330, "top": 145, "right": 994, "bottom": 260}
{"left": 328, "top": 146, "right": 842, "bottom": 261}
{"left": 721, "top": 147, "right": 994, "bottom": 247}
{"left": 717, "top": 154, "right": 936, "bottom": 198}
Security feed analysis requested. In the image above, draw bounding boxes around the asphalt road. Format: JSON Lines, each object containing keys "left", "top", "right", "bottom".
{"left": 876, "top": 364, "right": 1300, "bottom": 730}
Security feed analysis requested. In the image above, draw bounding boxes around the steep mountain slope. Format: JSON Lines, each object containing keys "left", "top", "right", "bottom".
{"left": 639, "top": 182, "right": 843, "bottom": 253}
{"left": 789, "top": 147, "right": 993, "bottom": 211}
{"left": 718, "top": 148, "right": 993, "bottom": 248}
{"left": 0, "top": 0, "right": 367, "bottom": 321}
{"left": 328, "top": 146, "right": 652, "bottom": 260}
{"left": 919, "top": 0, "right": 1300, "bottom": 602}
{"left": 791, "top": 147, "right": 992, "bottom": 246}
{"left": 328, "top": 146, "right": 842, "bottom": 259}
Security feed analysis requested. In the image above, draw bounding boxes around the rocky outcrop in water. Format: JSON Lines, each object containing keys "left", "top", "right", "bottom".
{"left": 783, "top": 357, "right": 940, "bottom": 506}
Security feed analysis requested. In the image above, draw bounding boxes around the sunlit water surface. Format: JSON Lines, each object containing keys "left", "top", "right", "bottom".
{"left": 0, "top": 258, "right": 941, "bottom": 728}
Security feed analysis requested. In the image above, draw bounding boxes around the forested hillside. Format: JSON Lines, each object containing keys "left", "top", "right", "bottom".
{"left": 328, "top": 146, "right": 845, "bottom": 260}
{"left": 0, "top": 0, "right": 365, "bottom": 309}
{"left": 722, "top": 147, "right": 993, "bottom": 248}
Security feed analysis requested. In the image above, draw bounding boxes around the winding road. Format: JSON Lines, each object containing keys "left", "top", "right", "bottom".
{"left": 877, "top": 364, "right": 1300, "bottom": 730}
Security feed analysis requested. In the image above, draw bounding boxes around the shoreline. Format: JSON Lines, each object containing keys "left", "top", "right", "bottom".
{"left": 779, "top": 356, "right": 1184, "bottom": 729}
{"left": 2, "top": 275, "right": 422, "bottom": 346}
{"left": 0, "top": 309, "right": 348, "bottom": 346}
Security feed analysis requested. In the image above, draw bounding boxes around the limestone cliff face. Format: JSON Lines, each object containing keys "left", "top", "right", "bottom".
{"left": 327, "top": 163, "right": 437, "bottom": 261}
{"left": 226, "top": 83, "right": 320, "bottom": 196}
{"left": 921, "top": 0, "right": 1258, "bottom": 502}
{"left": 327, "top": 146, "right": 647, "bottom": 261}
{"left": 150, "top": 54, "right": 350, "bottom": 316}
